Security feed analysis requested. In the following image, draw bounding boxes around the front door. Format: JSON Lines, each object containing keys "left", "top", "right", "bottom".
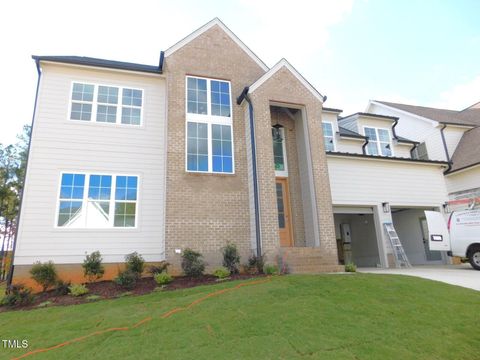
{"left": 276, "top": 178, "right": 293, "bottom": 247}
{"left": 420, "top": 217, "right": 443, "bottom": 261}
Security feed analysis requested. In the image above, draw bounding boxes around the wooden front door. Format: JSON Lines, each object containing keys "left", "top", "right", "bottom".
{"left": 276, "top": 178, "right": 293, "bottom": 247}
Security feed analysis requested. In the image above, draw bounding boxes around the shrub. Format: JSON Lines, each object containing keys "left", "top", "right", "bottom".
{"left": 114, "top": 270, "right": 137, "bottom": 290}
{"left": 82, "top": 251, "right": 105, "bottom": 282}
{"left": 246, "top": 254, "right": 265, "bottom": 274}
{"left": 125, "top": 252, "right": 145, "bottom": 277}
{"left": 345, "top": 263, "right": 357, "bottom": 273}
{"left": 222, "top": 243, "right": 240, "bottom": 274}
{"left": 147, "top": 261, "right": 170, "bottom": 275}
{"left": 54, "top": 280, "right": 71, "bottom": 296}
{"left": 154, "top": 272, "right": 173, "bottom": 286}
{"left": 213, "top": 267, "right": 230, "bottom": 280}
{"left": 30, "top": 261, "right": 58, "bottom": 292}
{"left": 68, "top": 283, "right": 89, "bottom": 297}
{"left": 0, "top": 284, "right": 33, "bottom": 307}
{"left": 264, "top": 264, "right": 279, "bottom": 275}
{"left": 181, "top": 248, "right": 205, "bottom": 277}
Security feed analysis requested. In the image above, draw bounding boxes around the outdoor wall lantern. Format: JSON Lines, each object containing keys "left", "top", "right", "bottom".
{"left": 272, "top": 123, "right": 283, "bottom": 142}
{"left": 442, "top": 202, "right": 451, "bottom": 213}
{"left": 382, "top": 202, "right": 390, "bottom": 213}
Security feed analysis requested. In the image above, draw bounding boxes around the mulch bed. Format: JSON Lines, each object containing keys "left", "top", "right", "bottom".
{"left": 0, "top": 273, "right": 265, "bottom": 312}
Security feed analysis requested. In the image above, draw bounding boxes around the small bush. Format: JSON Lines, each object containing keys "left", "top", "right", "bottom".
{"left": 115, "top": 270, "right": 137, "bottom": 290}
{"left": 222, "top": 243, "right": 240, "bottom": 274}
{"left": 264, "top": 264, "right": 279, "bottom": 275}
{"left": 125, "top": 252, "right": 145, "bottom": 277}
{"left": 54, "top": 280, "right": 71, "bottom": 296}
{"left": 30, "top": 261, "right": 58, "bottom": 292}
{"left": 0, "top": 284, "right": 33, "bottom": 307}
{"left": 82, "top": 251, "right": 105, "bottom": 282}
{"left": 345, "top": 263, "right": 357, "bottom": 273}
{"left": 147, "top": 261, "right": 170, "bottom": 275}
{"left": 154, "top": 272, "right": 173, "bottom": 286}
{"left": 246, "top": 254, "right": 265, "bottom": 274}
{"left": 213, "top": 267, "right": 230, "bottom": 280}
{"left": 68, "top": 283, "right": 89, "bottom": 297}
{"left": 181, "top": 248, "right": 205, "bottom": 277}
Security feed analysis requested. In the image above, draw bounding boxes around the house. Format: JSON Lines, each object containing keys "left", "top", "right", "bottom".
{"left": 367, "top": 100, "right": 480, "bottom": 210}
{"left": 9, "top": 18, "right": 473, "bottom": 287}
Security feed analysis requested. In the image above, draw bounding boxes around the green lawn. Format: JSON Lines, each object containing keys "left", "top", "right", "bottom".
{"left": 1, "top": 274, "right": 479, "bottom": 360}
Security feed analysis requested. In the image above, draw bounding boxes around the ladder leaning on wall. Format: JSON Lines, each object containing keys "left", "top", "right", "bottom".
{"left": 383, "top": 222, "right": 411, "bottom": 268}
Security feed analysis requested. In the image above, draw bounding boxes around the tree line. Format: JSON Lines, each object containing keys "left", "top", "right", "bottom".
{"left": 0, "top": 125, "right": 30, "bottom": 280}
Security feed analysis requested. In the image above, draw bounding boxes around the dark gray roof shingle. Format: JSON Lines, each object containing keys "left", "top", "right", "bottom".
{"left": 449, "top": 127, "right": 480, "bottom": 172}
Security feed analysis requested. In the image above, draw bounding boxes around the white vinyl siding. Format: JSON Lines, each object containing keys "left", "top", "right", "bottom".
{"left": 14, "top": 63, "right": 166, "bottom": 265}
{"left": 327, "top": 156, "right": 448, "bottom": 206}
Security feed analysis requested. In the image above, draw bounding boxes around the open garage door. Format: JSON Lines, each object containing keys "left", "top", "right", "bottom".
{"left": 391, "top": 207, "right": 446, "bottom": 265}
{"left": 333, "top": 207, "right": 382, "bottom": 267}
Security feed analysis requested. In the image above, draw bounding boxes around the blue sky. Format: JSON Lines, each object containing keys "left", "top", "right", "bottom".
{"left": 1, "top": 0, "right": 479, "bottom": 144}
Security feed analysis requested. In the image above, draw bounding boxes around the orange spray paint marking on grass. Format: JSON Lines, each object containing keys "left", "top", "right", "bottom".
{"left": 11, "top": 277, "right": 271, "bottom": 360}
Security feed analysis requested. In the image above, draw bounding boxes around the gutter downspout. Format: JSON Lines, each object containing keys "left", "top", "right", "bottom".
{"left": 409, "top": 143, "right": 418, "bottom": 159}
{"left": 439, "top": 124, "right": 452, "bottom": 173}
{"left": 237, "top": 88, "right": 262, "bottom": 258}
{"left": 361, "top": 137, "right": 369, "bottom": 155}
{"left": 391, "top": 118, "right": 399, "bottom": 139}
{"left": 6, "top": 58, "right": 42, "bottom": 287}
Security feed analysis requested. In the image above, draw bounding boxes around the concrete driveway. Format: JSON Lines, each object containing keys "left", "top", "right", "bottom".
{"left": 359, "top": 264, "right": 480, "bottom": 291}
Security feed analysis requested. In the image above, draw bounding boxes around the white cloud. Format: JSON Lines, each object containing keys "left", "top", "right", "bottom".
{"left": 429, "top": 75, "right": 480, "bottom": 110}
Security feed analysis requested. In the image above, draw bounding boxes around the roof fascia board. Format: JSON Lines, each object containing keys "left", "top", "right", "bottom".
{"left": 38, "top": 60, "right": 165, "bottom": 78}
{"left": 369, "top": 100, "right": 439, "bottom": 126}
{"left": 164, "top": 18, "right": 269, "bottom": 72}
{"left": 327, "top": 152, "right": 448, "bottom": 167}
{"left": 445, "top": 162, "right": 480, "bottom": 175}
{"left": 248, "top": 59, "right": 325, "bottom": 103}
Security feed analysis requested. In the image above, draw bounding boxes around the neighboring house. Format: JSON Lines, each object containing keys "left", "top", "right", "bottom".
{"left": 367, "top": 100, "right": 480, "bottom": 210}
{"left": 10, "top": 18, "right": 474, "bottom": 286}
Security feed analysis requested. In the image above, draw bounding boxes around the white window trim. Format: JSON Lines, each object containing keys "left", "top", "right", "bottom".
{"left": 185, "top": 76, "right": 235, "bottom": 174}
{"left": 273, "top": 127, "right": 288, "bottom": 177}
{"left": 54, "top": 171, "right": 140, "bottom": 229}
{"left": 67, "top": 81, "right": 145, "bottom": 127}
{"left": 362, "top": 126, "right": 394, "bottom": 157}
{"left": 322, "top": 121, "right": 336, "bottom": 152}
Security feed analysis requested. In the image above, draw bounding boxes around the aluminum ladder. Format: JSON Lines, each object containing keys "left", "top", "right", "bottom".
{"left": 384, "top": 222, "right": 411, "bottom": 268}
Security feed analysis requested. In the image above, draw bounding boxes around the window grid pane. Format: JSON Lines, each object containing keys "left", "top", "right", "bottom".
{"left": 187, "top": 122, "right": 209, "bottom": 172}
{"left": 187, "top": 77, "right": 208, "bottom": 115}
{"left": 211, "top": 80, "right": 231, "bottom": 117}
{"left": 58, "top": 173, "right": 85, "bottom": 227}
{"left": 322, "top": 123, "right": 335, "bottom": 151}
{"left": 212, "top": 124, "right": 233, "bottom": 173}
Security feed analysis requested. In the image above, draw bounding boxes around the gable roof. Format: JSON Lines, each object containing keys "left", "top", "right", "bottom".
{"left": 164, "top": 18, "right": 269, "bottom": 72}
{"left": 32, "top": 55, "right": 163, "bottom": 74}
{"left": 247, "top": 58, "right": 325, "bottom": 102}
{"left": 373, "top": 100, "right": 480, "bottom": 127}
{"left": 449, "top": 126, "right": 480, "bottom": 173}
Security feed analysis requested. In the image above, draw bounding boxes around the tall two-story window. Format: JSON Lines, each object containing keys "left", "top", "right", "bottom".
{"left": 322, "top": 122, "right": 335, "bottom": 151}
{"left": 70, "top": 83, "right": 143, "bottom": 125}
{"left": 56, "top": 173, "right": 138, "bottom": 228}
{"left": 186, "top": 76, "right": 233, "bottom": 173}
{"left": 364, "top": 127, "right": 393, "bottom": 156}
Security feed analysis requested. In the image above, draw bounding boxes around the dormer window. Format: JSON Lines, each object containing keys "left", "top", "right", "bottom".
{"left": 364, "top": 127, "right": 393, "bottom": 156}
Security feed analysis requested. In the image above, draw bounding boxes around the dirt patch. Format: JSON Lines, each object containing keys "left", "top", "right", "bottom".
{"left": 0, "top": 273, "right": 266, "bottom": 312}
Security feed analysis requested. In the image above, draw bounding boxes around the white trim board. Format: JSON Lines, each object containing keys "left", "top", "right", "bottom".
{"left": 368, "top": 100, "right": 439, "bottom": 126}
{"left": 164, "top": 18, "right": 269, "bottom": 72}
{"left": 248, "top": 59, "right": 325, "bottom": 103}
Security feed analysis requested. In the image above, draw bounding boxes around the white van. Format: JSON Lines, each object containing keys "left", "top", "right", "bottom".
{"left": 425, "top": 209, "right": 480, "bottom": 270}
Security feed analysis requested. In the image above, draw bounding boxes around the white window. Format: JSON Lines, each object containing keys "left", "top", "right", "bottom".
{"left": 70, "top": 82, "right": 143, "bottom": 125}
{"left": 364, "top": 127, "right": 393, "bottom": 156}
{"left": 56, "top": 172, "right": 138, "bottom": 228}
{"left": 186, "top": 76, "right": 234, "bottom": 173}
{"left": 322, "top": 122, "right": 335, "bottom": 151}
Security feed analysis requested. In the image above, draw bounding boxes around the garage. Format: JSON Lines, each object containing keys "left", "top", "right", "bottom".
{"left": 333, "top": 207, "right": 382, "bottom": 267}
{"left": 391, "top": 207, "right": 447, "bottom": 265}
